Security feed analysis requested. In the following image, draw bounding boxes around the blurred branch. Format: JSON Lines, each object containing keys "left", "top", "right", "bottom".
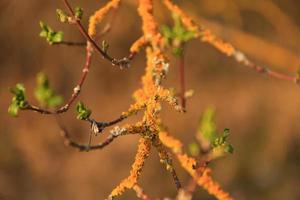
{"left": 182, "top": 1, "right": 300, "bottom": 72}
{"left": 236, "top": 0, "right": 300, "bottom": 50}
{"left": 164, "top": 0, "right": 300, "bottom": 85}
{"left": 133, "top": 185, "right": 153, "bottom": 200}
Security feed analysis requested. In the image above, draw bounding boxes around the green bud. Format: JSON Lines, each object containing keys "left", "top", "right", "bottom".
{"left": 39, "top": 21, "right": 64, "bottom": 45}
{"left": 188, "top": 142, "right": 200, "bottom": 156}
{"left": 56, "top": 9, "right": 69, "bottom": 23}
{"left": 198, "top": 106, "right": 217, "bottom": 143}
{"left": 101, "top": 40, "right": 109, "bottom": 53}
{"left": 76, "top": 101, "right": 91, "bottom": 120}
{"left": 34, "top": 73, "right": 62, "bottom": 107}
{"left": 8, "top": 83, "right": 27, "bottom": 117}
{"left": 75, "top": 7, "right": 83, "bottom": 20}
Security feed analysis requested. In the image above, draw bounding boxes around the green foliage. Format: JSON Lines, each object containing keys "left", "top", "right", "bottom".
{"left": 39, "top": 21, "right": 64, "bottom": 45}
{"left": 75, "top": 7, "right": 83, "bottom": 20}
{"left": 34, "top": 73, "right": 63, "bottom": 107}
{"left": 197, "top": 107, "right": 234, "bottom": 159}
{"left": 198, "top": 106, "right": 217, "bottom": 143}
{"left": 161, "top": 14, "right": 196, "bottom": 57}
{"left": 188, "top": 142, "right": 200, "bottom": 157}
{"left": 212, "top": 128, "right": 234, "bottom": 154}
{"left": 101, "top": 40, "right": 109, "bottom": 53}
{"left": 8, "top": 84, "right": 27, "bottom": 117}
{"left": 56, "top": 9, "right": 69, "bottom": 23}
{"left": 76, "top": 101, "right": 91, "bottom": 120}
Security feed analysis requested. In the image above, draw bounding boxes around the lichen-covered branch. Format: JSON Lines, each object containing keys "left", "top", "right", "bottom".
{"left": 159, "top": 131, "right": 233, "bottom": 200}
{"left": 109, "top": 138, "right": 151, "bottom": 199}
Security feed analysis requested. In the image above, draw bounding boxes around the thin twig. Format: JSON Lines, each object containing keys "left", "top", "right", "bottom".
{"left": 133, "top": 185, "right": 153, "bottom": 200}
{"left": 170, "top": 167, "right": 182, "bottom": 190}
{"left": 57, "top": 120, "right": 119, "bottom": 152}
{"left": 56, "top": 46, "right": 92, "bottom": 113}
{"left": 178, "top": 48, "right": 186, "bottom": 110}
{"left": 62, "top": 0, "right": 133, "bottom": 68}
{"left": 86, "top": 115, "right": 126, "bottom": 134}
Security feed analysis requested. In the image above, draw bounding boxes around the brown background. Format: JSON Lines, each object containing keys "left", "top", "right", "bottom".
{"left": 1, "top": 0, "right": 300, "bottom": 199}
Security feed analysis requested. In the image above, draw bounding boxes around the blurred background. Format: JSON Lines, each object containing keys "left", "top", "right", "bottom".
{"left": 1, "top": 0, "right": 300, "bottom": 199}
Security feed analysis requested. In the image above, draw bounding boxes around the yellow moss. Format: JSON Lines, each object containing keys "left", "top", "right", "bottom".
{"left": 88, "top": 0, "right": 121, "bottom": 38}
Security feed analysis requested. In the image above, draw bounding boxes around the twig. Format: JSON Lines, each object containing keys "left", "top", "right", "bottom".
{"left": 57, "top": 120, "right": 119, "bottom": 152}
{"left": 163, "top": 0, "right": 300, "bottom": 86}
{"left": 86, "top": 116, "right": 126, "bottom": 134}
{"left": 178, "top": 47, "right": 186, "bottom": 109}
{"left": 56, "top": 46, "right": 92, "bottom": 113}
{"left": 133, "top": 185, "right": 153, "bottom": 200}
{"left": 62, "top": 0, "right": 133, "bottom": 69}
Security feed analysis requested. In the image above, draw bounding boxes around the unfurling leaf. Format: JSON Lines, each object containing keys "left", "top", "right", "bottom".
{"left": 56, "top": 9, "right": 69, "bottom": 23}
{"left": 39, "top": 21, "right": 64, "bottom": 45}
{"left": 34, "top": 73, "right": 63, "bottom": 107}
{"left": 211, "top": 128, "right": 234, "bottom": 159}
{"left": 75, "top": 7, "right": 83, "bottom": 20}
{"left": 188, "top": 142, "right": 200, "bottom": 157}
{"left": 161, "top": 14, "right": 196, "bottom": 57}
{"left": 8, "top": 83, "right": 27, "bottom": 117}
{"left": 76, "top": 101, "right": 91, "bottom": 120}
{"left": 101, "top": 40, "right": 109, "bottom": 53}
{"left": 198, "top": 106, "right": 217, "bottom": 143}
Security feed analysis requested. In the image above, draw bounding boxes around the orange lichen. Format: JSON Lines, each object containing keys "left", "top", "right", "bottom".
{"left": 109, "top": 138, "right": 151, "bottom": 198}
{"left": 159, "top": 131, "right": 233, "bottom": 200}
{"left": 200, "top": 30, "right": 235, "bottom": 56}
{"left": 88, "top": 0, "right": 121, "bottom": 38}
{"left": 163, "top": 0, "right": 199, "bottom": 35}
{"left": 130, "top": 37, "right": 147, "bottom": 54}
{"left": 194, "top": 168, "right": 233, "bottom": 200}
{"left": 163, "top": 0, "right": 235, "bottom": 56}
{"left": 86, "top": 0, "right": 233, "bottom": 198}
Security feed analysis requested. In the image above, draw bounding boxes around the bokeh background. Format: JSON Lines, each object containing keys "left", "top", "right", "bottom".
{"left": 1, "top": 0, "right": 300, "bottom": 199}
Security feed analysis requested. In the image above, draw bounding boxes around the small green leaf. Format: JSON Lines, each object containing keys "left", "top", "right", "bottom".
{"left": 225, "top": 144, "right": 234, "bottom": 154}
{"left": 8, "top": 102, "right": 19, "bottom": 117}
{"left": 48, "top": 95, "right": 63, "bottom": 107}
{"left": 161, "top": 25, "right": 173, "bottom": 40}
{"left": 34, "top": 73, "right": 62, "bottom": 108}
{"left": 188, "top": 142, "right": 200, "bottom": 157}
{"left": 198, "top": 106, "right": 217, "bottom": 143}
{"left": 101, "top": 40, "right": 109, "bottom": 53}
{"left": 211, "top": 128, "right": 234, "bottom": 158}
{"left": 160, "top": 14, "right": 195, "bottom": 57}
{"left": 8, "top": 83, "right": 27, "bottom": 117}
{"left": 56, "top": 9, "right": 69, "bottom": 23}
{"left": 76, "top": 101, "right": 91, "bottom": 120}
{"left": 75, "top": 7, "right": 83, "bottom": 20}
{"left": 39, "top": 21, "right": 64, "bottom": 45}
{"left": 51, "top": 31, "right": 64, "bottom": 43}
{"left": 182, "top": 31, "right": 195, "bottom": 42}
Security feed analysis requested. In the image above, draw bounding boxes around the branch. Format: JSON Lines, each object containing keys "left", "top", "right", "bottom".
{"left": 57, "top": 120, "right": 135, "bottom": 152}
{"left": 62, "top": 0, "right": 133, "bottom": 69}
{"left": 163, "top": 0, "right": 300, "bottom": 86}
{"left": 133, "top": 185, "right": 153, "bottom": 200}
